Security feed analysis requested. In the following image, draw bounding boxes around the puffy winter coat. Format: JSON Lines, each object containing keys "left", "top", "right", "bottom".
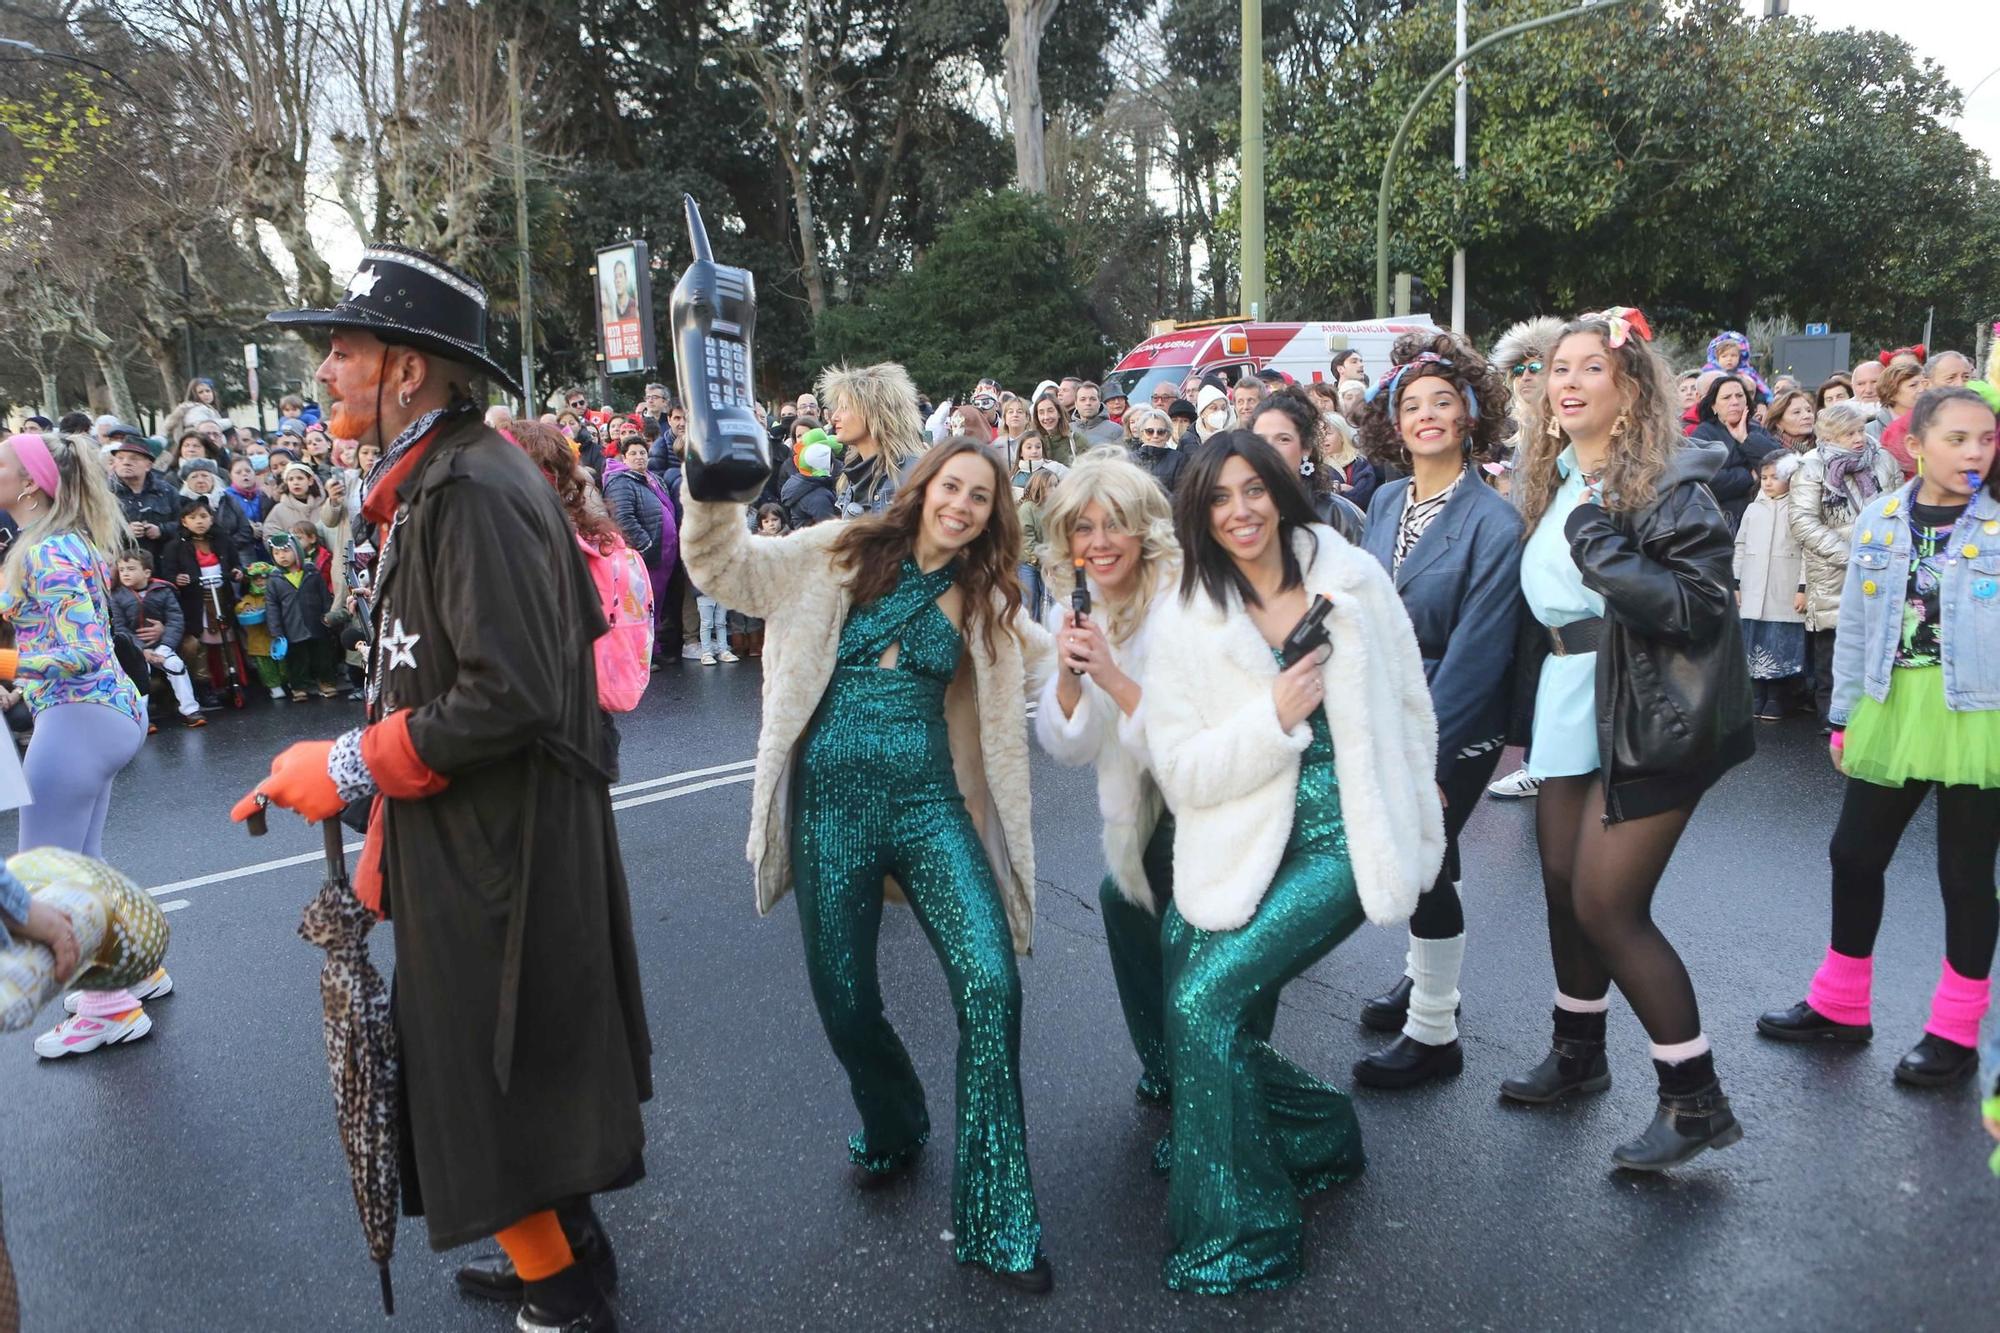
{"left": 1788, "top": 444, "right": 1903, "bottom": 632}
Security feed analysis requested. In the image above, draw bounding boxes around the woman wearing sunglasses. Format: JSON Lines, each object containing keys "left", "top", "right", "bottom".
{"left": 1491, "top": 316, "right": 1562, "bottom": 453}
{"left": 1129, "top": 407, "right": 1189, "bottom": 494}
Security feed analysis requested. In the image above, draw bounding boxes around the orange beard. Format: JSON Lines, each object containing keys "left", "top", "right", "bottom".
{"left": 325, "top": 364, "right": 383, "bottom": 443}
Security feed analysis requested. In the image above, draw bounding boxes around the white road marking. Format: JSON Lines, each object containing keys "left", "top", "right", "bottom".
{"left": 144, "top": 759, "right": 761, "bottom": 904}
{"left": 159, "top": 900, "right": 190, "bottom": 913}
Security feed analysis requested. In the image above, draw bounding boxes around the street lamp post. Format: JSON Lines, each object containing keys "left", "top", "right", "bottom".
{"left": 1241, "top": 0, "right": 1265, "bottom": 319}
{"left": 1375, "top": 0, "right": 1641, "bottom": 318}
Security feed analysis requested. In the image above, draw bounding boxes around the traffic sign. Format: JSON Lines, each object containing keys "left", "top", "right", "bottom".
{"left": 1805, "top": 322, "right": 1829, "bottom": 336}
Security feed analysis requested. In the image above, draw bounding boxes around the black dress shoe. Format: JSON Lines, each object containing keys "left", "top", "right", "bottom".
{"left": 1611, "top": 1082, "right": 1743, "bottom": 1171}
{"left": 1893, "top": 1033, "right": 1979, "bottom": 1087}
{"left": 517, "top": 1262, "right": 618, "bottom": 1331}
{"left": 1499, "top": 1038, "right": 1610, "bottom": 1104}
{"left": 1352, "top": 1035, "right": 1463, "bottom": 1089}
{"left": 1358, "top": 976, "right": 1413, "bottom": 1032}
{"left": 978, "top": 1255, "right": 1055, "bottom": 1295}
{"left": 1756, "top": 1000, "right": 1872, "bottom": 1044}
{"left": 850, "top": 1152, "right": 920, "bottom": 1192}
{"left": 457, "top": 1209, "right": 618, "bottom": 1303}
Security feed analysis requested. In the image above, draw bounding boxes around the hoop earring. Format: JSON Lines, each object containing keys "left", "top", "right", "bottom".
{"left": 398, "top": 391, "right": 412, "bottom": 408}
{"left": 14, "top": 488, "right": 33, "bottom": 506}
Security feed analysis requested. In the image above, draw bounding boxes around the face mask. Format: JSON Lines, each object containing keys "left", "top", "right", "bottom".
{"left": 249, "top": 452, "right": 270, "bottom": 471}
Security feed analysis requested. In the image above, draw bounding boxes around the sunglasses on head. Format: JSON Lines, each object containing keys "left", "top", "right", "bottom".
{"left": 1510, "top": 360, "right": 1545, "bottom": 380}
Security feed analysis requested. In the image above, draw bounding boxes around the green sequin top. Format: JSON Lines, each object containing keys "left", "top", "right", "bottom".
{"left": 833, "top": 558, "right": 962, "bottom": 680}
{"left": 1278, "top": 649, "right": 1348, "bottom": 859}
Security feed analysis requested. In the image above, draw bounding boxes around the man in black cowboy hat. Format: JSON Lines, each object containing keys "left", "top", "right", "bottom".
{"left": 232, "top": 243, "right": 649, "bottom": 1332}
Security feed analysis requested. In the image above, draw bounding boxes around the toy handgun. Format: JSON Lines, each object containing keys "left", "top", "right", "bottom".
{"left": 1067, "top": 559, "right": 1090, "bottom": 674}
{"left": 670, "top": 194, "right": 771, "bottom": 502}
{"left": 1279, "top": 594, "right": 1334, "bottom": 668}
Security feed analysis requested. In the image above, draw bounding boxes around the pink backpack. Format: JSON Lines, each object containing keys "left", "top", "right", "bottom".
{"left": 578, "top": 534, "right": 653, "bottom": 712}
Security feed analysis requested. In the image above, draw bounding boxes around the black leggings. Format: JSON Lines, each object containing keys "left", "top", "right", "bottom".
{"left": 1535, "top": 775, "right": 1702, "bottom": 1045}
{"left": 1828, "top": 777, "right": 2000, "bottom": 980}
{"left": 1409, "top": 746, "right": 1505, "bottom": 940}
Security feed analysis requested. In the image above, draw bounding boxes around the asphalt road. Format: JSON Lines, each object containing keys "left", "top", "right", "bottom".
{"left": 0, "top": 661, "right": 1994, "bottom": 1332}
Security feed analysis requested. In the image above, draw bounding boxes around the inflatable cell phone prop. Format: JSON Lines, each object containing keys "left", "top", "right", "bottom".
{"left": 670, "top": 194, "right": 771, "bottom": 502}
{"left": 0, "top": 848, "right": 169, "bottom": 1032}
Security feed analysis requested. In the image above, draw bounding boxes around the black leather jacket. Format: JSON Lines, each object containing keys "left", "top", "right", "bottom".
{"left": 1510, "top": 442, "right": 1755, "bottom": 822}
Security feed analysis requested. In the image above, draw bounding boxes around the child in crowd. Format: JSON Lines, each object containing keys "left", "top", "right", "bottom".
{"left": 264, "top": 534, "right": 338, "bottom": 701}
{"left": 112, "top": 552, "right": 205, "bottom": 731}
{"left": 291, "top": 520, "right": 334, "bottom": 588}
{"left": 694, "top": 580, "right": 737, "bottom": 666}
{"left": 1703, "top": 330, "right": 1772, "bottom": 402}
{"left": 1017, "top": 467, "right": 1058, "bottom": 623}
{"left": 234, "top": 562, "right": 285, "bottom": 700}
{"left": 163, "top": 500, "right": 242, "bottom": 705}
{"left": 1735, "top": 453, "right": 1808, "bottom": 722}
{"left": 728, "top": 505, "right": 789, "bottom": 661}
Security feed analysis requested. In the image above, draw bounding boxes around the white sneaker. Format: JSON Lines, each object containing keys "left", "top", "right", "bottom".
{"left": 269, "top": 686, "right": 288, "bottom": 700}
{"left": 65, "top": 967, "right": 172, "bottom": 1014}
{"left": 35, "top": 1007, "right": 152, "bottom": 1058}
{"left": 1487, "top": 767, "right": 1542, "bottom": 799}
{"left": 700, "top": 652, "right": 717, "bottom": 666}
{"left": 718, "top": 650, "right": 740, "bottom": 663}
{"left": 680, "top": 643, "right": 702, "bottom": 660}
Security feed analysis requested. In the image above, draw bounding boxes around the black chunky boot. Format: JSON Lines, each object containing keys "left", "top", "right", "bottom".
{"left": 1611, "top": 1054, "right": 1742, "bottom": 1171}
{"left": 978, "top": 1253, "right": 1056, "bottom": 1296}
{"left": 516, "top": 1261, "right": 618, "bottom": 1331}
{"left": 457, "top": 1201, "right": 618, "bottom": 1303}
{"left": 1359, "top": 976, "right": 1414, "bottom": 1033}
{"left": 1353, "top": 1034, "right": 1464, "bottom": 1089}
{"left": 1500, "top": 1007, "right": 1610, "bottom": 1104}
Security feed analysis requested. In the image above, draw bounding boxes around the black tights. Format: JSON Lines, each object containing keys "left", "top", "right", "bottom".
{"left": 1828, "top": 777, "right": 2000, "bottom": 979}
{"left": 1409, "top": 746, "right": 1504, "bottom": 940}
{"left": 1535, "top": 775, "right": 1702, "bottom": 1045}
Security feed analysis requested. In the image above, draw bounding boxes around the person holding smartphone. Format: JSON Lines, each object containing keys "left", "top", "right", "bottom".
{"left": 1141, "top": 431, "right": 1441, "bottom": 1293}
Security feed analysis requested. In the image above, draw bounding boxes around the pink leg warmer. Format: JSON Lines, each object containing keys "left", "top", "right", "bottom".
{"left": 1806, "top": 948, "right": 1872, "bottom": 1025}
{"left": 74, "top": 989, "right": 140, "bottom": 1019}
{"left": 1922, "top": 961, "right": 1990, "bottom": 1049}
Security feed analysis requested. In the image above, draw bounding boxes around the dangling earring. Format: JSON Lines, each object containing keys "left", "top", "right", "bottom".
{"left": 1545, "top": 414, "right": 1561, "bottom": 441}
{"left": 1610, "top": 412, "right": 1630, "bottom": 440}
{"left": 1915, "top": 453, "right": 1924, "bottom": 477}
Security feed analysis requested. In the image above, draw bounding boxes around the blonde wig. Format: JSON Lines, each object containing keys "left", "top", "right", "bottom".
{"left": 1036, "top": 446, "right": 1180, "bottom": 647}
{"left": 816, "top": 361, "right": 924, "bottom": 466}
{"left": 3, "top": 432, "right": 133, "bottom": 598}
{"left": 1515, "top": 313, "right": 1678, "bottom": 537}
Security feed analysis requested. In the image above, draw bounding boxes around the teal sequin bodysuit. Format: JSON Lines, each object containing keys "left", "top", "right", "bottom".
{"left": 789, "top": 558, "right": 1043, "bottom": 1274}
{"left": 1158, "top": 663, "right": 1365, "bottom": 1293}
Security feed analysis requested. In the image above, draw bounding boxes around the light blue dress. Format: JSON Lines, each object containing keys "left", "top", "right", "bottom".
{"left": 1521, "top": 447, "right": 1604, "bottom": 779}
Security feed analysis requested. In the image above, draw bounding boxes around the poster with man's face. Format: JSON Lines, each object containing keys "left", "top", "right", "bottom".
{"left": 595, "top": 241, "right": 650, "bottom": 373}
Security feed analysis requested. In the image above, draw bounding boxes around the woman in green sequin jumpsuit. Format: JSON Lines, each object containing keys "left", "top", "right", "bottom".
{"left": 1144, "top": 434, "right": 1444, "bottom": 1293}
{"left": 680, "top": 437, "right": 1054, "bottom": 1293}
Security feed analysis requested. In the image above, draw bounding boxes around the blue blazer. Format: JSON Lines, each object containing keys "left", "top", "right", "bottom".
{"left": 1364, "top": 474, "right": 1527, "bottom": 779}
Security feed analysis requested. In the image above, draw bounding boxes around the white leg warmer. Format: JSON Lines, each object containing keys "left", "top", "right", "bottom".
{"left": 1402, "top": 932, "right": 1465, "bottom": 1046}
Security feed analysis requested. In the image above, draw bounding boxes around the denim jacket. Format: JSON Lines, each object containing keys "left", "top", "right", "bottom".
{"left": 1829, "top": 479, "right": 2000, "bottom": 725}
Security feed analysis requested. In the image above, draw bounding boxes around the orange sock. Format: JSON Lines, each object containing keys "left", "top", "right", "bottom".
{"left": 494, "top": 1210, "right": 574, "bottom": 1282}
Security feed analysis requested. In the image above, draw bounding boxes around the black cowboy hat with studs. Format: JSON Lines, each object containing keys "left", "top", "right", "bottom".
{"left": 267, "top": 243, "right": 524, "bottom": 399}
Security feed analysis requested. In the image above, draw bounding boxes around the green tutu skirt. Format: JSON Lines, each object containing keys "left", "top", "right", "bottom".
{"left": 1844, "top": 666, "right": 2000, "bottom": 789}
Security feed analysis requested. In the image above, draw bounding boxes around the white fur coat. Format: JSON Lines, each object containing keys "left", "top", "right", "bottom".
{"left": 679, "top": 495, "right": 1050, "bottom": 954}
{"left": 1033, "top": 590, "right": 1170, "bottom": 914}
{"left": 1143, "top": 525, "right": 1444, "bottom": 931}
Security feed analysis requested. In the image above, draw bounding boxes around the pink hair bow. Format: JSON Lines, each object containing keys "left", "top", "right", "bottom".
{"left": 1588, "top": 306, "right": 1654, "bottom": 349}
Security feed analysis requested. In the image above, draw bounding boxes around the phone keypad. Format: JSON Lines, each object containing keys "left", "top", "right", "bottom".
{"left": 703, "top": 335, "right": 750, "bottom": 410}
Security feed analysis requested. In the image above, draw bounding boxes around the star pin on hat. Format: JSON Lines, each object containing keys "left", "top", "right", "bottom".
{"left": 267, "top": 244, "right": 524, "bottom": 399}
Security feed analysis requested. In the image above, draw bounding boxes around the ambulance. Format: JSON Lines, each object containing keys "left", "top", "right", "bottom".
{"left": 1101, "top": 315, "right": 1441, "bottom": 406}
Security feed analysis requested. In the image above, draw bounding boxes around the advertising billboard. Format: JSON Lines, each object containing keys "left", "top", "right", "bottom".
{"left": 594, "top": 240, "right": 655, "bottom": 375}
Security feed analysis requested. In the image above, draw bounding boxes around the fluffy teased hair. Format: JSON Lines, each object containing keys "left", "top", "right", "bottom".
{"left": 1515, "top": 313, "right": 1679, "bottom": 536}
{"left": 1036, "top": 447, "right": 1180, "bottom": 646}
{"left": 817, "top": 361, "right": 924, "bottom": 465}
{"left": 1490, "top": 316, "right": 1564, "bottom": 382}
{"left": 1354, "top": 330, "right": 1507, "bottom": 473}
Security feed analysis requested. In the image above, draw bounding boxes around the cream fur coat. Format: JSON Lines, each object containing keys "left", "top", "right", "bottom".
{"left": 1033, "top": 590, "right": 1170, "bottom": 914}
{"left": 679, "top": 496, "right": 1051, "bottom": 954}
{"left": 1143, "top": 525, "right": 1444, "bottom": 931}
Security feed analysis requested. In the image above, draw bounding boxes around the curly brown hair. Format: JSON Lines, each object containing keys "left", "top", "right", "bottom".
{"left": 506, "top": 420, "right": 623, "bottom": 551}
{"left": 1515, "top": 314, "right": 1677, "bottom": 537}
{"left": 831, "top": 436, "right": 1024, "bottom": 653}
{"left": 1354, "top": 330, "right": 1507, "bottom": 473}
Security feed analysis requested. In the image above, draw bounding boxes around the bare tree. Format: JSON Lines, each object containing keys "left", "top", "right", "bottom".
{"left": 1003, "top": 0, "right": 1062, "bottom": 195}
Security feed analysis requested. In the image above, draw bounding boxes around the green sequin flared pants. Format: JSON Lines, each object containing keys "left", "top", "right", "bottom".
{"left": 1158, "top": 707, "right": 1365, "bottom": 1293}
{"left": 790, "top": 667, "right": 1043, "bottom": 1275}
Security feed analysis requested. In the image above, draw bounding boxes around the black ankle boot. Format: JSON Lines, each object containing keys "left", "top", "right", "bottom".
{"left": 517, "top": 1261, "right": 617, "bottom": 1331}
{"left": 1611, "top": 1056, "right": 1742, "bottom": 1171}
{"left": 1893, "top": 1033, "right": 1979, "bottom": 1087}
{"left": 1359, "top": 975, "right": 1413, "bottom": 1033}
{"left": 1500, "top": 1007, "right": 1610, "bottom": 1104}
{"left": 1353, "top": 1034, "right": 1464, "bottom": 1089}
{"left": 456, "top": 1202, "right": 618, "bottom": 1302}
{"left": 977, "top": 1254, "right": 1055, "bottom": 1295}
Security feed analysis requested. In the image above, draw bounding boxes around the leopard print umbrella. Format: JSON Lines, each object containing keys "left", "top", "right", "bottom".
{"left": 297, "top": 822, "right": 399, "bottom": 1315}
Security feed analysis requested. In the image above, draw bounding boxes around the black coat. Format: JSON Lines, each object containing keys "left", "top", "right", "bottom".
{"left": 780, "top": 471, "right": 837, "bottom": 528}
{"left": 263, "top": 564, "right": 332, "bottom": 642}
{"left": 1509, "top": 442, "right": 1754, "bottom": 822}
{"left": 601, "top": 464, "right": 667, "bottom": 557}
{"left": 109, "top": 578, "right": 184, "bottom": 652}
{"left": 113, "top": 470, "right": 183, "bottom": 560}
{"left": 365, "top": 409, "right": 650, "bottom": 1249}
{"left": 1689, "top": 418, "right": 1782, "bottom": 527}
{"left": 1133, "top": 442, "right": 1189, "bottom": 496}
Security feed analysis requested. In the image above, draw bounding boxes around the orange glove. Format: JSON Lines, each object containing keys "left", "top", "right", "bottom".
{"left": 230, "top": 740, "right": 342, "bottom": 824}
{"left": 0, "top": 649, "right": 17, "bottom": 681}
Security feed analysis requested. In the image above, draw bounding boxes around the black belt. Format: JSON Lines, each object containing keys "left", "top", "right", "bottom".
{"left": 1548, "top": 616, "right": 1604, "bottom": 656}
